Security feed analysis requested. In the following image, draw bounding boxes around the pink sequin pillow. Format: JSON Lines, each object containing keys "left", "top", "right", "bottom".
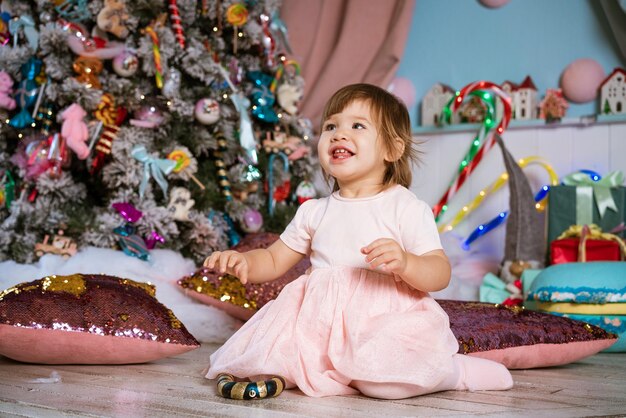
{"left": 0, "top": 274, "right": 200, "bottom": 364}
{"left": 178, "top": 232, "right": 311, "bottom": 321}
{"left": 441, "top": 300, "right": 617, "bottom": 369}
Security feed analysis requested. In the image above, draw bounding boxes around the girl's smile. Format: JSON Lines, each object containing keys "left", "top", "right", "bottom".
{"left": 318, "top": 99, "right": 389, "bottom": 196}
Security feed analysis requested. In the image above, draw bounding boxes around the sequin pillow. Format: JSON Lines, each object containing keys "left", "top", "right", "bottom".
{"left": 178, "top": 232, "right": 311, "bottom": 321}
{"left": 440, "top": 300, "right": 617, "bottom": 369}
{"left": 0, "top": 274, "right": 200, "bottom": 364}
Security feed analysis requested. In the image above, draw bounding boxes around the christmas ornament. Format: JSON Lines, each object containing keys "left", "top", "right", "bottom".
{"left": 248, "top": 71, "right": 279, "bottom": 123}
{"left": 194, "top": 98, "right": 220, "bottom": 125}
{"left": 540, "top": 88, "right": 569, "bottom": 123}
{"left": 259, "top": 14, "right": 275, "bottom": 67}
{"left": 167, "top": 148, "right": 205, "bottom": 190}
{"left": 9, "top": 57, "right": 42, "bottom": 129}
{"left": 433, "top": 81, "right": 512, "bottom": 221}
{"left": 34, "top": 230, "right": 77, "bottom": 259}
{"left": 130, "top": 103, "right": 164, "bottom": 128}
{"left": 213, "top": 132, "right": 232, "bottom": 201}
{"left": 112, "top": 202, "right": 151, "bottom": 261}
{"left": 274, "top": 60, "right": 303, "bottom": 115}
{"left": 241, "top": 207, "right": 263, "bottom": 233}
{"left": 0, "top": 170, "right": 15, "bottom": 209}
{"left": 226, "top": 3, "right": 248, "bottom": 53}
{"left": 262, "top": 131, "right": 310, "bottom": 160}
{"left": 267, "top": 152, "right": 289, "bottom": 216}
{"left": 54, "top": 0, "right": 90, "bottom": 22}
{"left": 295, "top": 180, "right": 316, "bottom": 204}
{"left": 97, "top": 0, "right": 130, "bottom": 39}
{"left": 34, "top": 101, "right": 56, "bottom": 135}
{"left": 112, "top": 50, "right": 138, "bottom": 77}
{"left": 144, "top": 230, "right": 166, "bottom": 250}
{"left": 216, "top": 65, "right": 258, "bottom": 164}
{"left": 73, "top": 56, "right": 103, "bottom": 89}
{"left": 60, "top": 19, "right": 125, "bottom": 59}
{"left": 61, "top": 103, "right": 89, "bottom": 159}
{"left": 8, "top": 15, "right": 39, "bottom": 49}
{"left": 112, "top": 202, "right": 143, "bottom": 223}
{"left": 168, "top": 0, "right": 186, "bottom": 48}
{"left": 0, "top": 71, "right": 16, "bottom": 110}
{"left": 163, "top": 67, "right": 181, "bottom": 99}
{"left": 208, "top": 210, "right": 241, "bottom": 247}
{"left": 232, "top": 163, "right": 261, "bottom": 201}
{"left": 142, "top": 18, "right": 165, "bottom": 89}
{"left": 90, "top": 93, "right": 126, "bottom": 173}
{"left": 560, "top": 58, "right": 605, "bottom": 103}
{"left": 47, "top": 133, "right": 68, "bottom": 178}
{"left": 167, "top": 187, "right": 194, "bottom": 221}
{"left": 131, "top": 144, "right": 177, "bottom": 199}
{"left": 276, "top": 83, "right": 302, "bottom": 116}
{"left": 268, "top": 10, "right": 292, "bottom": 54}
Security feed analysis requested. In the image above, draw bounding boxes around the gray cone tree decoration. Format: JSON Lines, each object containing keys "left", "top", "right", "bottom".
{"left": 495, "top": 134, "right": 545, "bottom": 283}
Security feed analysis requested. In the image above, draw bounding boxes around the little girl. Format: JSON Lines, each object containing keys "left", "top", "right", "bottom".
{"left": 204, "top": 83, "right": 513, "bottom": 400}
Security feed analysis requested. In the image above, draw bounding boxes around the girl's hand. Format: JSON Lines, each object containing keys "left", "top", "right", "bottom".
{"left": 361, "top": 238, "right": 407, "bottom": 275}
{"left": 203, "top": 250, "right": 250, "bottom": 284}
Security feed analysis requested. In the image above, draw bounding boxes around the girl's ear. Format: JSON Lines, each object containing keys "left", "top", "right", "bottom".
{"left": 385, "top": 137, "right": 405, "bottom": 162}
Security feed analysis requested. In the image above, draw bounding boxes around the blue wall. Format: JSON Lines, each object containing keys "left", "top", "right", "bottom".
{"left": 397, "top": 0, "right": 625, "bottom": 128}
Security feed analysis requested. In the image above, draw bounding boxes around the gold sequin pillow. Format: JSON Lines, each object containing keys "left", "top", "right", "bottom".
{"left": 0, "top": 274, "right": 200, "bottom": 364}
{"left": 178, "top": 232, "right": 311, "bottom": 321}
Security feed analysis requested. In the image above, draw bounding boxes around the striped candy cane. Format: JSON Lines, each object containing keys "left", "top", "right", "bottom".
{"left": 432, "top": 81, "right": 512, "bottom": 221}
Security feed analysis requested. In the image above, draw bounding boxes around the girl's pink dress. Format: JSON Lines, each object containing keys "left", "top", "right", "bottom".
{"left": 206, "top": 186, "right": 511, "bottom": 397}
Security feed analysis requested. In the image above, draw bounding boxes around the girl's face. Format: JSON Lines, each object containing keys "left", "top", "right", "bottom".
{"left": 318, "top": 100, "right": 388, "bottom": 191}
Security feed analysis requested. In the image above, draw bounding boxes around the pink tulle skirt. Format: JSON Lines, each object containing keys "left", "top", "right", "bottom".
{"left": 206, "top": 267, "right": 460, "bottom": 397}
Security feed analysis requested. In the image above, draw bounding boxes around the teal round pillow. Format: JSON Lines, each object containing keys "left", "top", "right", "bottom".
{"left": 527, "top": 262, "right": 626, "bottom": 304}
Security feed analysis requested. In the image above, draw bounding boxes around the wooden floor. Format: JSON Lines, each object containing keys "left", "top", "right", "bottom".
{"left": 1, "top": 344, "right": 625, "bottom": 417}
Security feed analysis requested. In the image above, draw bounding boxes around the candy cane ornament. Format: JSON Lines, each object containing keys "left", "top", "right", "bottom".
{"left": 168, "top": 0, "right": 185, "bottom": 48}
{"left": 432, "top": 81, "right": 512, "bottom": 221}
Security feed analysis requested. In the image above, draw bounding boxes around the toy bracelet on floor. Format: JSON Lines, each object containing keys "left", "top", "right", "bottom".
{"left": 217, "top": 373, "right": 285, "bottom": 400}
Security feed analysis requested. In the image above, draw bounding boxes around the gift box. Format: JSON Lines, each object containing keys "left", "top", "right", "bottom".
{"left": 547, "top": 179, "right": 626, "bottom": 246}
{"left": 550, "top": 238, "right": 622, "bottom": 264}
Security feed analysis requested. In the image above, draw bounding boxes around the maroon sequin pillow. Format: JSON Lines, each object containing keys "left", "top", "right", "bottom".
{"left": 178, "top": 232, "right": 311, "bottom": 321}
{"left": 441, "top": 300, "right": 617, "bottom": 369}
{"left": 0, "top": 274, "right": 200, "bottom": 364}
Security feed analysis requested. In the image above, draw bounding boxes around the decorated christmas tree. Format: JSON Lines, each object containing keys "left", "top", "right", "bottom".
{"left": 0, "top": 0, "right": 316, "bottom": 264}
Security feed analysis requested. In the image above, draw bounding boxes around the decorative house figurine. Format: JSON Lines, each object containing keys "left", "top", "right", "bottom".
{"left": 421, "top": 82, "right": 455, "bottom": 126}
{"left": 600, "top": 68, "right": 626, "bottom": 115}
{"left": 513, "top": 76, "right": 538, "bottom": 120}
{"left": 539, "top": 88, "right": 568, "bottom": 123}
{"left": 496, "top": 80, "right": 518, "bottom": 121}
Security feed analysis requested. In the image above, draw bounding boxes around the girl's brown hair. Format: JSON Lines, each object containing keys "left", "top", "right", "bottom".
{"left": 320, "top": 83, "right": 419, "bottom": 190}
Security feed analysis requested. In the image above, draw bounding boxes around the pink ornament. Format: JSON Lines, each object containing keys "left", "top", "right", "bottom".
{"left": 387, "top": 77, "right": 416, "bottom": 108}
{"left": 112, "top": 50, "right": 139, "bottom": 77}
{"left": 61, "top": 103, "right": 90, "bottom": 159}
{"left": 0, "top": 71, "right": 16, "bottom": 110}
{"left": 560, "top": 58, "right": 606, "bottom": 103}
{"left": 129, "top": 104, "right": 164, "bottom": 128}
{"left": 478, "top": 0, "right": 510, "bottom": 8}
{"left": 241, "top": 208, "right": 263, "bottom": 233}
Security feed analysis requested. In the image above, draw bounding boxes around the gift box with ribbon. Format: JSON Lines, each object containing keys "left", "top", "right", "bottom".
{"left": 547, "top": 171, "right": 626, "bottom": 246}
{"left": 550, "top": 224, "right": 626, "bottom": 264}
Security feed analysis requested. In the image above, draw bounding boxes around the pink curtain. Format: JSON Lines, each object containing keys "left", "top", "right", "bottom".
{"left": 281, "top": 0, "right": 416, "bottom": 131}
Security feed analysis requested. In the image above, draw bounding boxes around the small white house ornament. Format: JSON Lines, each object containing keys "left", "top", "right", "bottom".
{"left": 600, "top": 68, "right": 626, "bottom": 115}
{"left": 421, "top": 83, "right": 455, "bottom": 126}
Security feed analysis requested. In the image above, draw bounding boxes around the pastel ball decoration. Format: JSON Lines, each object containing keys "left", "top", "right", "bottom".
{"left": 560, "top": 58, "right": 606, "bottom": 103}
{"left": 194, "top": 98, "right": 220, "bottom": 125}
{"left": 478, "top": 0, "right": 510, "bottom": 8}
{"left": 387, "top": 77, "right": 416, "bottom": 108}
{"left": 112, "top": 51, "right": 139, "bottom": 78}
{"left": 241, "top": 208, "right": 263, "bottom": 233}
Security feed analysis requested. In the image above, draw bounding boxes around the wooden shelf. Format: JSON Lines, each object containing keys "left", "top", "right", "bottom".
{"left": 413, "top": 114, "right": 626, "bottom": 136}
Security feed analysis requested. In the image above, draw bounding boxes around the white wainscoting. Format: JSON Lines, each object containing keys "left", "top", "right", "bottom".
{"left": 410, "top": 120, "right": 626, "bottom": 261}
